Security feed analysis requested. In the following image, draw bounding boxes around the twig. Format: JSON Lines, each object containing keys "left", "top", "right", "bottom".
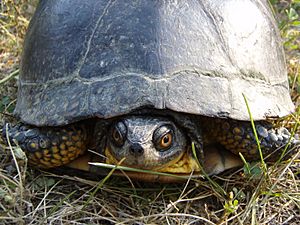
{"left": 0, "top": 69, "right": 19, "bottom": 85}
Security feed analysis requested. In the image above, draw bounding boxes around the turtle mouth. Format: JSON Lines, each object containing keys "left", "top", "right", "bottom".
{"left": 104, "top": 147, "right": 201, "bottom": 174}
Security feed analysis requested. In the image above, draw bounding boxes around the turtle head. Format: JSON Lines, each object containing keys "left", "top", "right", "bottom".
{"left": 105, "top": 116, "right": 187, "bottom": 170}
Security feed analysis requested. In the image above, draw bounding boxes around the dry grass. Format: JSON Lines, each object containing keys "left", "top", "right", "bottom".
{"left": 0, "top": 0, "right": 299, "bottom": 224}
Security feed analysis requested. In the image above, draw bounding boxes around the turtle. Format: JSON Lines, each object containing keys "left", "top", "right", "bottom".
{"left": 1, "top": 0, "right": 298, "bottom": 182}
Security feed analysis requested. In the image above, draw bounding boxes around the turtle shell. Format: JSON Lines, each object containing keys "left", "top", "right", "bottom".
{"left": 14, "top": 0, "right": 294, "bottom": 126}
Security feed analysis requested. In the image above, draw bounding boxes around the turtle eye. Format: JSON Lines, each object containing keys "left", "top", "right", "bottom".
{"left": 153, "top": 125, "right": 174, "bottom": 151}
{"left": 111, "top": 121, "right": 126, "bottom": 147}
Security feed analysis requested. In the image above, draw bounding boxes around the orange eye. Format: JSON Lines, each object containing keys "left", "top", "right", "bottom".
{"left": 159, "top": 133, "right": 172, "bottom": 149}
{"left": 153, "top": 125, "right": 174, "bottom": 151}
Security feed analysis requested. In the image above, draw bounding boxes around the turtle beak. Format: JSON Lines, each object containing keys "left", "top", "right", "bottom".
{"left": 129, "top": 143, "right": 144, "bottom": 157}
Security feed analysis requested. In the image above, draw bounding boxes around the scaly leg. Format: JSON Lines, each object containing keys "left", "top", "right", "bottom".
{"left": 2, "top": 123, "right": 89, "bottom": 168}
{"left": 203, "top": 118, "right": 296, "bottom": 161}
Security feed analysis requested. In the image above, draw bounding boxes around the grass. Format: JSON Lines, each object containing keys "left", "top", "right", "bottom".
{"left": 0, "top": 0, "right": 300, "bottom": 224}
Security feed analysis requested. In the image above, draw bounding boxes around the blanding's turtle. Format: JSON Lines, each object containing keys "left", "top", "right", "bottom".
{"left": 2, "top": 0, "right": 297, "bottom": 181}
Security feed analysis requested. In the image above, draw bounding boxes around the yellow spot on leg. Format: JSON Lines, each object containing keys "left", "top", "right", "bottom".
{"left": 43, "top": 157, "right": 51, "bottom": 161}
{"left": 60, "top": 150, "right": 68, "bottom": 156}
{"left": 50, "top": 159, "right": 62, "bottom": 165}
{"left": 53, "top": 154, "right": 62, "bottom": 160}
{"left": 43, "top": 149, "right": 49, "bottom": 155}
{"left": 68, "top": 147, "right": 77, "bottom": 152}
{"left": 233, "top": 127, "right": 242, "bottom": 135}
{"left": 68, "top": 153, "right": 75, "bottom": 158}
{"left": 60, "top": 143, "right": 66, "bottom": 150}
{"left": 51, "top": 146, "right": 59, "bottom": 153}
{"left": 62, "top": 136, "right": 68, "bottom": 141}
{"left": 66, "top": 141, "right": 73, "bottom": 146}
{"left": 30, "top": 143, "right": 37, "bottom": 149}
{"left": 62, "top": 157, "right": 70, "bottom": 163}
{"left": 35, "top": 152, "right": 42, "bottom": 159}
{"left": 72, "top": 135, "right": 80, "bottom": 141}
{"left": 234, "top": 135, "right": 242, "bottom": 141}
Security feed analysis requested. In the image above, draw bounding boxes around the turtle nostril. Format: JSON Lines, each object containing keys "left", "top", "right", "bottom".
{"left": 129, "top": 143, "right": 144, "bottom": 157}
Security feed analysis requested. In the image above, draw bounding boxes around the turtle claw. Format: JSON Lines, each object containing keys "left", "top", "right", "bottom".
{"left": 256, "top": 125, "right": 300, "bottom": 160}
{"left": 2, "top": 122, "right": 21, "bottom": 145}
{"left": 260, "top": 126, "right": 297, "bottom": 148}
{"left": 2, "top": 123, "right": 44, "bottom": 152}
{"left": 204, "top": 118, "right": 298, "bottom": 161}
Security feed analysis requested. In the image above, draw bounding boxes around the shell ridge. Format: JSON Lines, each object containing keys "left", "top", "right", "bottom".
{"left": 198, "top": 1, "right": 236, "bottom": 68}
{"left": 75, "top": 0, "right": 116, "bottom": 79}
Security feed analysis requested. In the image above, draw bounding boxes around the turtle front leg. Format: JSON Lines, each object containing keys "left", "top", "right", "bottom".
{"left": 2, "top": 123, "right": 89, "bottom": 168}
{"left": 204, "top": 118, "right": 297, "bottom": 161}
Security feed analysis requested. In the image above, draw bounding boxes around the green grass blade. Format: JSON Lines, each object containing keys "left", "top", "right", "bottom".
{"left": 89, "top": 162, "right": 198, "bottom": 181}
{"left": 242, "top": 94, "right": 267, "bottom": 175}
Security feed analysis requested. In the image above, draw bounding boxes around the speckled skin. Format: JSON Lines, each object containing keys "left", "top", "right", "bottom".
{"left": 201, "top": 118, "right": 293, "bottom": 160}
{"left": 3, "top": 123, "right": 89, "bottom": 168}
{"left": 2, "top": 114, "right": 295, "bottom": 171}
